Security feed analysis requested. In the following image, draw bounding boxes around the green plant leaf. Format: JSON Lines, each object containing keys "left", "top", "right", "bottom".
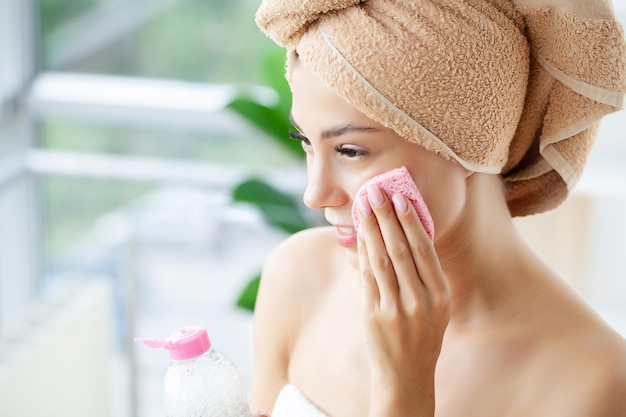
{"left": 236, "top": 274, "right": 260, "bottom": 312}
{"left": 233, "top": 179, "right": 309, "bottom": 234}
{"left": 226, "top": 97, "right": 303, "bottom": 159}
{"left": 231, "top": 46, "right": 308, "bottom": 314}
{"left": 226, "top": 45, "right": 305, "bottom": 161}
{"left": 260, "top": 47, "right": 292, "bottom": 120}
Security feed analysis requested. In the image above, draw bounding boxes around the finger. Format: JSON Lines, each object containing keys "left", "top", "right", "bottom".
{"left": 357, "top": 231, "right": 380, "bottom": 314}
{"left": 393, "top": 193, "right": 449, "bottom": 297}
{"left": 358, "top": 188, "right": 400, "bottom": 308}
{"left": 367, "top": 189, "right": 425, "bottom": 306}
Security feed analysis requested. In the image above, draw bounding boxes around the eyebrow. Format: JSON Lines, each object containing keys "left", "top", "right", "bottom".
{"left": 289, "top": 113, "right": 380, "bottom": 139}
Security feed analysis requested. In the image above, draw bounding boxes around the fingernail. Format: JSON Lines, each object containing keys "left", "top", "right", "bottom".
{"left": 367, "top": 184, "right": 384, "bottom": 207}
{"left": 357, "top": 194, "right": 372, "bottom": 217}
{"left": 392, "top": 193, "right": 408, "bottom": 213}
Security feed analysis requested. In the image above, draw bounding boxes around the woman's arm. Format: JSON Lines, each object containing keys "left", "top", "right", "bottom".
{"left": 248, "top": 239, "right": 294, "bottom": 413}
{"left": 249, "top": 229, "right": 324, "bottom": 414}
{"left": 356, "top": 186, "right": 450, "bottom": 417}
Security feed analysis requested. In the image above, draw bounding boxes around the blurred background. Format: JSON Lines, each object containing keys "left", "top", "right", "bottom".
{"left": 0, "top": 1, "right": 625, "bottom": 416}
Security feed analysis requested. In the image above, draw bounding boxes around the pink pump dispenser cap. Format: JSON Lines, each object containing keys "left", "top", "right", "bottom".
{"left": 135, "top": 325, "right": 212, "bottom": 361}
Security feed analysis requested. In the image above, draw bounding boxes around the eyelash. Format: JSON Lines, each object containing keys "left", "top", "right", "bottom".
{"left": 288, "top": 129, "right": 368, "bottom": 158}
{"left": 288, "top": 129, "right": 310, "bottom": 146}
{"left": 335, "top": 145, "right": 367, "bottom": 158}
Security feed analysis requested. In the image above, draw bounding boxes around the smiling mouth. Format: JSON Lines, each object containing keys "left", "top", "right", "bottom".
{"left": 334, "top": 225, "right": 357, "bottom": 248}
{"left": 336, "top": 226, "right": 356, "bottom": 235}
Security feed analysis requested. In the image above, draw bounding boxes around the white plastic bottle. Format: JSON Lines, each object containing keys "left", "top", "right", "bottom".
{"left": 136, "top": 325, "right": 253, "bottom": 417}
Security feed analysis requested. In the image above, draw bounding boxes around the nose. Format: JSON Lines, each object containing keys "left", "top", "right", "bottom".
{"left": 302, "top": 159, "right": 347, "bottom": 210}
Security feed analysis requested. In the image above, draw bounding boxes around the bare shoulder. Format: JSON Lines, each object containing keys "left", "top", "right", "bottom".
{"left": 256, "top": 225, "right": 341, "bottom": 332}
{"left": 257, "top": 225, "right": 338, "bottom": 327}
{"left": 261, "top": 226, "right": 338, "bottom": 288}
{"left": 529, "top": 318, "right": 626, "bottom": 416}
{"left": 576, "top": 327, "right": 626, "bottom": 416}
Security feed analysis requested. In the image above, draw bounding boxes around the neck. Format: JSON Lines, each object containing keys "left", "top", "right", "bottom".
{"left": 434, "top": 174, "right": 541, "bottom": 330}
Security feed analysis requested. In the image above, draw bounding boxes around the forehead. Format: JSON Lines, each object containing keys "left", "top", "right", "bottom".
{"left": 289, "top": 60, "right": 385, "bottom": 132}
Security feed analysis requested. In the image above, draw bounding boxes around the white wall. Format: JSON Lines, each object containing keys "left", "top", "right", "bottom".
{"left": 0, "top": 279, "right": 113, "bottom": 417}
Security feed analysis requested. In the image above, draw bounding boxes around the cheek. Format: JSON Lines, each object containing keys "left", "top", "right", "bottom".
{"left": 429, "top": 182, "right": 466, "bottom": 232}
{"left": 418, "top": 168, "right": 468, "bottom": 236}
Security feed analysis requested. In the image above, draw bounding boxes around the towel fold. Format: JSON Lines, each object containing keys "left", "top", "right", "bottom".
{"left": 257, "top": 0, "right": 626, "bottom": 216}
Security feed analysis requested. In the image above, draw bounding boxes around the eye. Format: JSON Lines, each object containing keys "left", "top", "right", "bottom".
{"left": 335, "top": 144, "right": 368, "bottom": 158}
{"left": 288, "top": 129, "right": 311, "bottom": 146}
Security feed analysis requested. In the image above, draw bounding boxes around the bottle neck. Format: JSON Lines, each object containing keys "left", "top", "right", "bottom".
{"left": 169, "top": 346, "right": 213, "bottom": 363}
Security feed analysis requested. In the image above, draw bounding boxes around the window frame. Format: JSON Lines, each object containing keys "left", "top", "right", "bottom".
{"left": 0, "top": 0, "right": 41, "bottom": 335}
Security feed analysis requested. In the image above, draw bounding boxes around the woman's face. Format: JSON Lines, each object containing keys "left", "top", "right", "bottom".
{"left": 289, "top": 60, "right": 470, "bottom": 263}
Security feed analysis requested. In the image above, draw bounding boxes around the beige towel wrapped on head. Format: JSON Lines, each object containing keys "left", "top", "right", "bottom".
{"left": 256, "top": 0, "right": 626, "bottom": 216}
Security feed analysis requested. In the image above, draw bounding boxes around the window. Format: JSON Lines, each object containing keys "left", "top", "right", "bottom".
{"left": 1, "top": 1, "right": 297, "bottom": 416}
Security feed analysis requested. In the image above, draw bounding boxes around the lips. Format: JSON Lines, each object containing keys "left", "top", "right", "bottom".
{"left": 334, "top": 225, "right": 357, "bottom": 248}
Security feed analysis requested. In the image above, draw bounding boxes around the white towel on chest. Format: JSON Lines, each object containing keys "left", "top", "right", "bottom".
{"left": 272, "top": 384, "right": 329, "bottom": 417}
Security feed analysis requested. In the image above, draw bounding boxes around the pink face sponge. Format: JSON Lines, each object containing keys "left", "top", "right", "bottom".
{"left": 352, "top": 166, "right": 434, "bottom": 240}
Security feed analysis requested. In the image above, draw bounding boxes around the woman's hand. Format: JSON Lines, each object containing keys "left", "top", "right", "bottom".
{"left": 356, "top": 184, "right": 450, "bottom": 416}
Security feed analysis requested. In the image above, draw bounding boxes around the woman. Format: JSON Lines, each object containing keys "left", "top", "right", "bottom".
{"left": 249, "top": 0, "right": 626, "bottom": 416}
